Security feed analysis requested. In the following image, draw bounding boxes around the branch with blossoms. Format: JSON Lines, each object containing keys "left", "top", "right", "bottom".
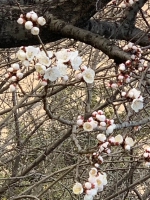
{"left": 1, "top": 4, "right": 150, "bottom": 199}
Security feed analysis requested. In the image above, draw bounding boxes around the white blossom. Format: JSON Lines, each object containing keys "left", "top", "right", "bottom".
{"left": 90, "top": 120, "right": 98, "bottom": 129}
{"left": 37, "top": 16, "right": 46, "bottom": 26}
{"left": 17, "top": 50, "right": 27, "bottom": 61}
{"left": 57, "top": 63, "right": 67, "bottom": 77}
{"left": 36, "top": 51, "right": 51, "bottom": 67}
{"left": 35, "top": 63, "right": 46, "bottom": 75}
{"left": 83, "top": 122, "right": 93, "bottom": 132}
{"left": 73, "top": 182, "right": 83, "bottom": 194}
{"left": 131, "top": 98, "right": 143, "bottom": 112}
{"left": 82, "top": 68, "right": 95, "bottom": 83}
{"left": 89, "top": 168, "right": 97, "bottom": 176}
{"left": 31, "top": 27, "right": 40, "bottom": 35}
{"left": 44, "top": 67, "right": 60, "bottom": 81}
{"left": 47, "top": 51, "right": 53, "bottom": 58}
{"left": 101, "top": 173, "right": 107, "bottom": 185}
{"left": 26, "top": 46, "right": 39, "bottom": 61}
{"left": 22, "top": 60, "right": 30, "bottom": 67}
{"left": 125, "top": 137, "right": 134, "bottom": 147}
{"left": 70, "top": 56, "right": 82, "bottom": 70}
{"left": 55, "top": 49, "right": 71, "bottom": 63}
{"left": 128, "top": 88, "right": 141, "bottom": 99}
{"left": 114, "top": 134, "right": 123, "bottom": 144}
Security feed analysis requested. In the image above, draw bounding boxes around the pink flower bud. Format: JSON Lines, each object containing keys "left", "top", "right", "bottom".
{"left": 92, "top": 111, "right": 98, "bottom": 117}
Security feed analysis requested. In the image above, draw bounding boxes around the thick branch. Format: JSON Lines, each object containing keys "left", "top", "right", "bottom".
{"left": 48, "top": 15, "right": 131, "bottom": 61}
{"left": 0, "top": 0, "right": 98, "bottom": 48}
{"left": 86, "top": 20, "right": 150, "bottom": 46}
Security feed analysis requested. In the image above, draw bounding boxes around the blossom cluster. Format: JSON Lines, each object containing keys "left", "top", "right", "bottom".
{"left": 73, "top": 133, "right": 135, "bottom": 199}
{"left": 108, "top": 42, "right": 147, "bottom": 89}
{"left": 92, "top": 133, "right": 135, "bottom": 167}
{"left": 6, "top": 12, "right": 96, "bottom": 92}
{"left": 7, "top": 45, "right": 96, "bottom": 91}
{"left": 143, "top": 147, "right": 150, "bottom": 167}
{"left": 17, "top": 11, "right": 46, "bottom": 35}
{"left": 121, "top": 88, "right": 143, "bottom": 112}
{"left": 5, "top": 63, "right": 24, "bottom": 92}
{"left": 73, "top": 168, "right": 107, "bottom": 200}
{"left": 111, "top": 0, "right": 138, "bottom": 8}
{"left": 121, "top": 0, "right": 139, "bottom": 7}
{"left": 77, "top": 110, "right": 116, "bottom": 135}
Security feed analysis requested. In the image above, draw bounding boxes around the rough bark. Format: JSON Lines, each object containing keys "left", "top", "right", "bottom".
{"left": 0, "top": 0, "right": 149, "bottom": 59}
